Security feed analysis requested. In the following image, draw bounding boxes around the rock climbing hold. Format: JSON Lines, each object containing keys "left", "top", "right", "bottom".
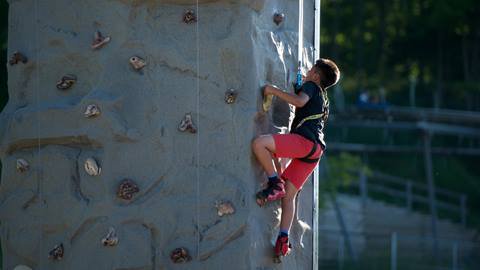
{"left": 91, "top": 31, "right": 111, "bottom": 50}
{"left": 13, "top": 265, "right": 32, "bottom": 270}
{"left": 101, "top": 227, "right": 119, "bottom": 247}
{"left": 129, "top": 56, "right": 147, "bottom": 71}
{"left": 48, "top": 243, "right": 64, "bottom": 260}
{"left": 224, "top": 89, "right": 238, "bottom": 104}
{"left": 56, "top": 74, "right": 77, "bottom": 90}
{"left": 16, "top": 158, "right": 30, "bottom": 173}
{"left": 84, "top": 104, "right": 101, "bottom": 118}
{"left": 263, "top": 94, "right": 273, "bottom": 112}
{"left": 215, "top": 200, "right": 235, "bottom": 217}
{"left": 178, "top": 113, "right": 197, "bottom": 133}
{"left": 273, "top": 13, "right": 285, "bottom": 25}
{"left": 117, "top": 179, "right": 139, "bottom": 200}
{"left": 170, "top": 247, "right": 191, "bottom": 263}
{"left": 84, "top": 157, "right": 101, "bottom": 176}
{"left": 183, "top": 10, "right": 197, "bottom": 24}
{"left": 9, "top": 51, "right": 28, "bottom": 65}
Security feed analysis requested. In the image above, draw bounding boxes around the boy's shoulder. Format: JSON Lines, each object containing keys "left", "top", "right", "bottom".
{"left": 301, "top": 81, "right": 321, "bottom": 98}
{"left": 303, "top": 80, "right": 320, "bottom": 89}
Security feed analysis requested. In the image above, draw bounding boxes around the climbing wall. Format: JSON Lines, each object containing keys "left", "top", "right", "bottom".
{"left": 0, "top": 0, "right": 316, "bottom": 269}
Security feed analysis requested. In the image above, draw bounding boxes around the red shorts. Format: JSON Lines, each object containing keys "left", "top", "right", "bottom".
{"left": 272, "top": 133, "right": 323, "bottom": 190}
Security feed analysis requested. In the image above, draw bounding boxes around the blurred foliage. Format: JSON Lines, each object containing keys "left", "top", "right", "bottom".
{"left": 321, "top": 152, "right": 369, "bottom": 193}
{"left": 318, "top": 152, "right": 370, "bottom": 215}
{"left": 320, "top": 0, "right": 480, "bottom": 230}
{"left": 1, "top": 0, "right": 7, "bottom": 112}
{"left": 1, "top": 1, "right": 7, "bottom": 268}
{"left": 321, "top": 0, "right": 480, "bottom": 110}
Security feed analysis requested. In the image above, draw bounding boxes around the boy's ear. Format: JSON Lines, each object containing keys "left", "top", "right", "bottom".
{"left": 314, "top": 72, "right": 321, "bottom": 82}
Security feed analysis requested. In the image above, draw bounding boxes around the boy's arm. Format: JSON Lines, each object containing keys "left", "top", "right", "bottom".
{"left": 264, "top": 84, "right": 310, "bottom": 108}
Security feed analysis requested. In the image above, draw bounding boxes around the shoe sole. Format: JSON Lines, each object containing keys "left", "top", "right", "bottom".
{"left": 273, "top": 251, "right": 290, "bottom": 263}
{"left": 255, "top": 192, "right": 267, "bottom": 207}
{"left": 273, "top": 255, "right": 282, "bottom": 263}
{"left": 255, "top": 191, "right": 285, "bottom": 207}
{"left": 273, "top": 248, "right": 291, "bottom": 263}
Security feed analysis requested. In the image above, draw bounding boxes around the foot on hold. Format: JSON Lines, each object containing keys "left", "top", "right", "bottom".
{"left": 129, "top": 56, "right": 147, "bottom": 71}
{"left": 91, "top": 31, "right": 111, "bottom": 50}
{"left": 273, "top": 235, "right": 292, "bottom": 263}
{"left": 255, "top": 178, "right": 286, "bottom": 207}
{"left": 56, "top": 74, "right": 77, "bottom": 90}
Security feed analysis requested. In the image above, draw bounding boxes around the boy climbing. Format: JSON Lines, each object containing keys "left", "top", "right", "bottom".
{"left": 252, "top": 58, "right": 340, "bottom": 262}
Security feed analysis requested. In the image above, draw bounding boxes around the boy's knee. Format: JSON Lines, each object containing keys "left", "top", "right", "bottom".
{"left": 252, "top": 135, "right": 269, "bottom": 149}
{"left": 282, "top": 192, "right": 297, "bottom": 204}
{"left": 285, "top": 190, "right": 297, "bottom": 201}
{"left": 252, "top": 136, "right": 262, "bottom": 150}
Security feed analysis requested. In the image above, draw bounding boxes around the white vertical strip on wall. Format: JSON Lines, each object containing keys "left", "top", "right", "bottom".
{"left": 298, "top": 0, "right": 304, "bottom": 64}
{"left": 313, "top": 1, "right": 321, "bottom": 269}
{"left": 314, "top": 0, "right": 321, "bottom": 59}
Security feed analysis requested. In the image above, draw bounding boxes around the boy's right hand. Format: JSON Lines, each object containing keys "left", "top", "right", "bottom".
{"left": 264, "top": 84, "right": 280, "bottom": 96}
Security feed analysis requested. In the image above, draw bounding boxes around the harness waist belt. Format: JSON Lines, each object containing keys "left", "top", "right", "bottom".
{"left": 295, "top": 112, "right": 326, "bottom": 129}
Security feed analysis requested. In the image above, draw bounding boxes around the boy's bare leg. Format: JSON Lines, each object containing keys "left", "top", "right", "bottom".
{"left": 252, "top": 135, "right": 277, "bottom": 176}
{"left": 280, "top": 180, "right": 298, "bottom": 232}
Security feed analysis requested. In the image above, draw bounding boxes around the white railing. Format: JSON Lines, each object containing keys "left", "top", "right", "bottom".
{"left": 347, "top": 170, "right": 468, "bottom": 227}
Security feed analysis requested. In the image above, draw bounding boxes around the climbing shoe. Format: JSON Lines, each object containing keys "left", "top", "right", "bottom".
{"left": 273, "top": 235, "right": 292, "bottom": 263}
{"left": 255, "top": 178, "right": 286, "bottom": 207}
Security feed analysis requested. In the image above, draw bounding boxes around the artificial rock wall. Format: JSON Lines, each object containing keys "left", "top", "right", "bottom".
{"left": 0, "top": 0, "right": 317, "bottom": 269}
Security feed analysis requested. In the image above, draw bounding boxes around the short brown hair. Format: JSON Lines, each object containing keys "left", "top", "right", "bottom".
{"left": 314, "top": 58, "right": 340, "bottom": 90}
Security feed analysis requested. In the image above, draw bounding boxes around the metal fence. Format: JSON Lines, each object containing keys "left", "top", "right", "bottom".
{"left": 318, "top": 229, "right": 480, "bottom": 270}
{"left": 346, "top": 170, "right": 467, "bottom": 227}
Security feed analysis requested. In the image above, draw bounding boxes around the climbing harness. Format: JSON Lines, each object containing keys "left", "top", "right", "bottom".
{"left": 293, "top": 88, "right": 329, "bottom": 163}
{"left": 294, "top": 112, "right": 326, "bottom": 129}
{"left": 298, "top": 142, "right": 320, "bottom": 163}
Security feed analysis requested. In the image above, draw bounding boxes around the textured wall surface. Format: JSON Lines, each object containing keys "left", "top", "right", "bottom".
{"left": 0, "top": 0, "right": 316, "bottom": 269}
